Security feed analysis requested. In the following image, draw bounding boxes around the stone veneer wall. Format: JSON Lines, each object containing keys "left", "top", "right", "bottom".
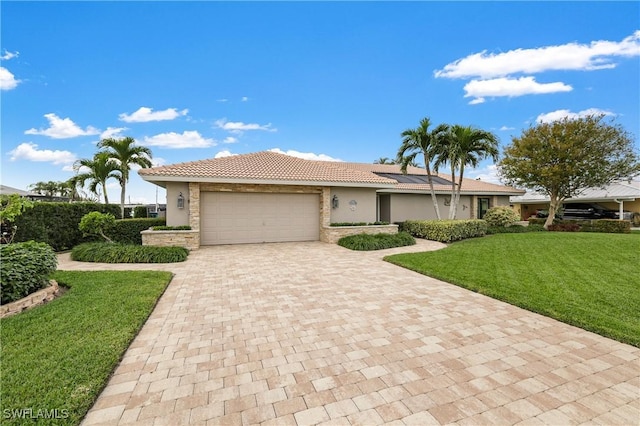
{"left": 1, "top": 280, "right": 59, "bottom": 318}
{"left": 141, "top": 230, "right": 200, "bottom": 250}
{"left": 320, "top": 224, "right": 399, "bottom": 244}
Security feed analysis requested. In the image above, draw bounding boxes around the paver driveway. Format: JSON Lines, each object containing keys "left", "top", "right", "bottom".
{"left": 59, "top": 240, "right": 639, "bottom": 425}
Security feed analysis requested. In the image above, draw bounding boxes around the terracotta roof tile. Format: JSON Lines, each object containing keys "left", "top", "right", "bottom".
{"left": 140, "top": 151, "right": 523, "bottom": 194}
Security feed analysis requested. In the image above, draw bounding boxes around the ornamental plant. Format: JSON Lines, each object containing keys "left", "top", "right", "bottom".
{"left": 482, "top": 206, "right": 520, "bottom": 227}
{"left": 79, "top": 211, "right": 116, "bottom": 243}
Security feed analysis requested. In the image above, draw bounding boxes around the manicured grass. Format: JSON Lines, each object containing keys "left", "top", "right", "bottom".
{"left": 0, "top": 270, "right": 173, "bottom": 425}
{"left": 385, "top": 233, "right": 640, "bottom": 347}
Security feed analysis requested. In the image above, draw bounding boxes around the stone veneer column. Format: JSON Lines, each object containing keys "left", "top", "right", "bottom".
{"left": 321, "top": 187, "right": 331, "bottom": 227}
{"left": 189, "top": 182, "right": 200, "bottom": 230}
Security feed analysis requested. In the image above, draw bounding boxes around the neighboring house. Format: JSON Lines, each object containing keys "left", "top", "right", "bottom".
{"left": 510, "top": 178, "right": 640, "bottom": 220}
{"left": 139, "top": 151, "right": 524, "bottom": 246}
{"left": 0, "top": 185, "right": 52, "bottom": 201}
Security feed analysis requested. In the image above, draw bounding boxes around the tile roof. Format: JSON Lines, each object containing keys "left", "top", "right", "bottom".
{"left": 140, "top": 150, "right": 524, "bottom": 194}
{"left": 139, "top": 151, "right": 396, "bottom": 185}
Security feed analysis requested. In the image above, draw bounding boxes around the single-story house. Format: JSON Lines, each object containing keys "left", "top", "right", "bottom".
{"left": 0, "top": 185, "right": 58, "bottom": 201}
{"left": 510, "top": 178, "right": 640, "bottom": 220}
{"left": 139, "top": 151, "right": 524, "bottom": 248}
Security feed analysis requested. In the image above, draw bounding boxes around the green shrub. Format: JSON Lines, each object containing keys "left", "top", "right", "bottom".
{"left": 548, "top": 223, "right": 581, "bottom": 232}
{"left": 338, "top": 232, "right": 415, "bottom": 251}
{"left": 402, "top": 219, "right": 487, "bottom": 243}
{"left": 151, "top": 225, "right": 192, "bottom": 231}
{"left": 79, "top": 212, "right": 116, "bottom": 242}
{"left": 133, "top": 206, "right": 148, "bottom": 218}
{"left": 580, "top": 219, "right": 631, "bottom": 234}
{"left": 12, "top": 202, "right": 121, "bottom": 251}
{"left": 482, "top": 206, "right": 520, "bottom": 227}
{"left": 1, "top": 241, "right": 57, "bottom": 304}
{"left": 486, "top": 224, "right": 548, "bottom": 234}
{"left": 71, "top": 242, "right": 188, "bottom": 263}
{"left": 108, "top": 218, "right": 166, "bottom": 244}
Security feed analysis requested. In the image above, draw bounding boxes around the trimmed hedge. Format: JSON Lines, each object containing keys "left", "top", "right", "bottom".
{"left": 151, "top": 225, "right": 192, "bottom": 231}
{"left": 13, "top": 203, "right": 121, "bottom": 251}
{"left": 71, "top": 242, "right": 188, "bottom": 263}
{"left": 579, "top": 220, "right": 631, "bottom": 234}
{"left": 134, "top": 206, "right": 148, "bottom": 218}
{"left": 338, "top": 232, "right": 416, "bottom": 251}
{"left": 108, "top": 218, "right": 166, "bottom": 244}
{"left": 402, "top": 219, "right": 487, "bottom": 243}
{"left": 1, "top": 241, "right": 57, "bottom": 304}
{"left": 548, "top": 223, "right": 581, "bottom": 232}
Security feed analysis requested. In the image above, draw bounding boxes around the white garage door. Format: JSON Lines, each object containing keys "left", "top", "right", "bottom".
{"left": 201, "top": 192, "right": 320, "bottom": 245}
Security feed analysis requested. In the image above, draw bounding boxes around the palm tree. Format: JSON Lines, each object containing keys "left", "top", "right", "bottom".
{"left": 29, "top": 181, "right": 63, "bottom": 200}
{"left": 397, "top": 117, "right": 449, "bottom": 220}
{"left": 73, "top": 151, "right": 120, "bottom": 204}
{"left": 98, "top": 137, "right": 153, "bottom": 218}
{"left": 437, "top": 125, "right": 499, "bottom": 219}
{"left": 374, "top": 157, "right": 396, "bottom": 164}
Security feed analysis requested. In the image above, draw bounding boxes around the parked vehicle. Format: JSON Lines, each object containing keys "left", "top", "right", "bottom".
{"left": 536, "top": 203, "right": 631, "bottom": 220}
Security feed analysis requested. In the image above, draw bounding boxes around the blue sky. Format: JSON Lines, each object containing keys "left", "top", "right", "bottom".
{"left": 2, "top": 1, "right": 639, "bottom": 204}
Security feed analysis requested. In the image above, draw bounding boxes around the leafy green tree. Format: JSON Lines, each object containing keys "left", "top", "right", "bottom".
{"left": 79, "top": 211, "right": 116, "bottom": 243}
{"left": 397, "top": 118, "right": 449, "bottom": 220}
{"left": 98, "top": 137, "right": 153, "bottom": 218}
{"left": 437, "top": 125, "right": 499, "bottom": 219}
{"left": 499, "top": 115, "right": 640, "bottom": 229}
{"left": 73, "top": 151, "right": 120, "bottom": 204}
{"left": 0, "top": 194, "right": 35, "bottom": 243}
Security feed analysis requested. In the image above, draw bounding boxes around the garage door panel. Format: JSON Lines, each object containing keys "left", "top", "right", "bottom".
{"left": 201, "top": 192, "right": 319, "bottom": 245}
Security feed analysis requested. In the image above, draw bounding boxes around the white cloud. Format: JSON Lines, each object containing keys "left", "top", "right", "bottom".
{"left": 536, "top": 108, "right": 616, "bottom": 123}
{"left": 216, "top": 99, "right": 228, "bottom": 103}
{"left": 119, "top": 107, "right": 188, "bottom": 123}
{"left": 1, "top": 50, "right": 19, "bottom": 61}
{"left": 464, "top": 77, "right": 572, "bottom": 103}
{"left": 499, "top": 126, "right": 515, "bottom": 131}
{"left": 466, "top": 164, "right": 501, "bottom": 185}
{"left": 215, "top": 118, "right": 276, "bottom": 134}
{"left": 151, "top": 157, "right": 166, "bottom": 167}
{"left": 100, "top": 126, "right": 128, "bottom": 139}
{"left": 0, "top": 67, "right": 20, "bottom": 90}
{"left": 223, "top": 136, "right": 238, "bottom": 144}
{"left": 435, "top": 30, "right": 640, "bottom": 79}
{"left": 9, "top": 142, "right": 77, "bottom": 166}
{"left": 143, "top": 130, "right": 215, "bottom": 149}
{"left": 241, "top": 96, "right": 249, "bottom": 102}
{"left": 25, "top": 113, "right": 100, "bottom": 139}
{"left": 214, "top": 150, "right": 237, "bottom": 158}
{"left": 268, "top": 148, "right": 342, "bottom": 162}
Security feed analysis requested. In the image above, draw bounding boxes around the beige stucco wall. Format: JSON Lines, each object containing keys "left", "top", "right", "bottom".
{"left": 165, "top": 182, "right": 190, "bottom": 226}
{"left": 330, "top": 188, "right": 377, "bottom": 223}
{"left": 388, "top": 194, "right": 472, "bottom": 222}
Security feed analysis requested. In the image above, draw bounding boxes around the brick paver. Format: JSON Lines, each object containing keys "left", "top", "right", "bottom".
{"left": 58, "top": 240, "right": 640, "bottom": 425}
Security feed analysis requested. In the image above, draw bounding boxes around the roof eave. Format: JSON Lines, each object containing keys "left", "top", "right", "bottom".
{"left": 140, "top": 174, "right": 396, "bottom": 189}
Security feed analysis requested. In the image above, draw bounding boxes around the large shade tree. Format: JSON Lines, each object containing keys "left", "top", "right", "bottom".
{"left": 437, "top": 125, "right": 499, "bottom": 219}
{"left": 499, "top": 115, "right": 639, "bottom": 229}
{"left": 397, "top": 117, "right": 449, "bottom": 220}
{"left": 72, "top": 151, "right": 120, "bottom": 204}
{"left": 98, "top": 137, "right": 153, "bottom": 218}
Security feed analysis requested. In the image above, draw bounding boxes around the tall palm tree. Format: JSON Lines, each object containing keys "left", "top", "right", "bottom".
{"left": 397, "top": 117, "right": 449, "bottom": 220}
{"left": 98, "top": 137, "right": 153, "bottom": 218}
{"left": 29, "top": 181, "right": 63, "bottom": 200}
{"left": 437, "top": 125, "right": 499, "bottom": 219}
{"left": 73, "top": 151, "right": 120, "bottom": 204}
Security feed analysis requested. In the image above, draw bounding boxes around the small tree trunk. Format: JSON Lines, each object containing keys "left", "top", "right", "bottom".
{"left": 120, "top": 184, "right": 126, "bottom": 219}
{"left": 423, "top": 154, "right": 441, "bottom": 220}
{"left": 449, "top": 164, "right": 456, "bottom": 219}
{"left": 545, "top": 193, "right": 563, "bottom": 230}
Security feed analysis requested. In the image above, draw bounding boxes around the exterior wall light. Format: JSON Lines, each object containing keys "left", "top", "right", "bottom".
{"left": 332, "top": 195, "right": 339, "bottom": 209}
{"left": 177, "top": 192, "right": 185, "bottom": 209}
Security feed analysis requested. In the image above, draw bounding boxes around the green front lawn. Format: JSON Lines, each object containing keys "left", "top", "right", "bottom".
{"left": 0, "top": 271, "right": 173, "bottom": 425}
{"left": 385, "top": 233, "right": 640, "bottom": 347}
